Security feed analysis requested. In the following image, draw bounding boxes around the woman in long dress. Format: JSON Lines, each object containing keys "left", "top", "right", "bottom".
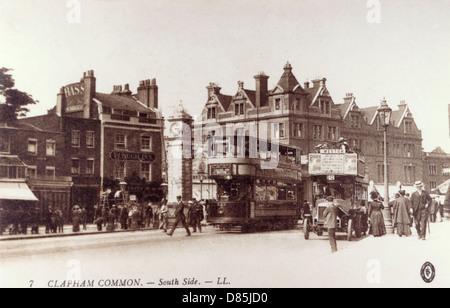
{"left": 393, "top": 190, "right": 412, "bottom": 237}
{"left": 369, "top": 191, "right": 386, "bottom": 237}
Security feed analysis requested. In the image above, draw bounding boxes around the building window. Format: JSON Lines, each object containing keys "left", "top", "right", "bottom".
{"left": 313, "top": 125, "right": 322, "bottom": 140}
{"left": 430, "top": 181, "right": 437, "bottom": 189}
{"left": 293, "top": 123, "right": 303, "bottom": 138}
{"left": 45, "top": 166, "right": 55, "bottom": 179}
{"left": 443, "top": 165, "right": 450, "bottom": 176}
{"left": 141, "top": 135, "right": 152, "bottom": 151}
{"left": 71, "top": 158, "right": 80, "bottom": 175}
{"left": 27, "top": 166, "right": 37, "bottom": 179}
{"left": 27, "top": 138, "right": 38, "bottom": 154}
{"left": 327, "top": 126, "right": 337, "bottom": 141}
{"left": 279, "top": 123, "right": 285, "bottom": 138}
{"left": 275, "top": 98, "right": 281, "bottom": 110}
{"left": 235, "top": 102, "right": 244, "bottom": 115}
{"left": 404, "top": 165, "right": 415, "bottom": 184}
{"left": 86, "top": 159, "right": 94, "bottom": 175}
{"left": 71, "top": 130, "right": 80, "bottom": 147}
{"left": 207, "top": 107, "right": 216, "bottom": 119}
{"left": 86, "top": 131, "right": 95, "bottom": 148}
{"left": 377, "top": 164, "right": 389, "bottom": 183}
{"left": 404, "top": 121, "right": 413, "bottom": 134}
{"left": 0, "top": 136, "right": 10, "bottom": 154}
{"left": 429, "top": 164, "right": 437, "bottom": 175}
{"left": 320, "top": 100, "right": 330, "bottom": 114}
{"left": 114, "top": 161, "right": 126, "bottom": 179}
{"left": 115, "top": 133, "right": 126, "bottom": 150}
{"left": 141, "top": 163, "right": 152, "bottom": 182}
{"left": 295, "top": 98, "right": 301, "bottom": 112}
{"left": 350, "top": 114, "right": 359, "bottom": 128}
{"left": 46, "top": 139, "right": 56, "bottom": 156}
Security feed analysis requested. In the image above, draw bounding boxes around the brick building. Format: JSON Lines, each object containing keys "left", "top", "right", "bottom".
{"left": 194, "top": 62, "right": 430, "bottom": 200}
{"left": 13, "top": 70, "right": 165, "bottom": 219}
{"left": 422, "top": 147, "right": 450, "bottom": 191}
{"left": 337, "top": 95, "right": 424, "bottom": 187}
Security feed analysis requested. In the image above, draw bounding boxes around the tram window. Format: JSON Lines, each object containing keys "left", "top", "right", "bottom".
{"left": 287, "top": 188, "right": 295, "bottom": 200}
{"left": 277, "top": 187, "right": 287, "bottom": 200}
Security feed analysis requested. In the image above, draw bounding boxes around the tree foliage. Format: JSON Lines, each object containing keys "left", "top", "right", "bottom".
{"left": 0, "top": 67, "right": 37, "bottom": 123}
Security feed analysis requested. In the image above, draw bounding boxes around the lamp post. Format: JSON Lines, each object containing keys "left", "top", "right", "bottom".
{"left": 198, "top": 161, "right": 207, "bottom": 201}
{"left": 377, "top": 98, "right": 393, "bottom": 234}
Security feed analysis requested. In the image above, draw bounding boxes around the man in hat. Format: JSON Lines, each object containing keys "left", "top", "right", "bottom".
{"left": 323, "top": 196, "right": 338, "bottom": 253}
{"left": 167, "top": 195, "right": 191, "bottom": 237}
{"left": 410, "top": 181, "right": 432, "bottom": 240}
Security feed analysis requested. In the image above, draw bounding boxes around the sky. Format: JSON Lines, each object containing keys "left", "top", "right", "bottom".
{"left": 1, "top": 0, "right": 449, "bottom": 152}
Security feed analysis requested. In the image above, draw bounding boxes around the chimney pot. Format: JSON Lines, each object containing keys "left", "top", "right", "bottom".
{"left": 304, "top": 82, "right": 310, "bottom": 89}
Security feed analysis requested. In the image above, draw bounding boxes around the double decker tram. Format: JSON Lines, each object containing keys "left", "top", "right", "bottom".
{"left": 206, "top": 138, "right": 302, "bottom": 232}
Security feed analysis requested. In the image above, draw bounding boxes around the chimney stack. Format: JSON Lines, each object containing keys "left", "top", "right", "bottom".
{"left": 137, "top": 78, "right": 158, "bottom": 109}
{"left": 83, "top": 70, "right": 96, "bottom": 119}
{"left": 56, "top": 87, "right": 66, "bottom": 116}
{"left": 254, "top": 72, "right": 269, "bottom": 108}
{"left": 304, "top": 81, "right": 310, "bottom": 89}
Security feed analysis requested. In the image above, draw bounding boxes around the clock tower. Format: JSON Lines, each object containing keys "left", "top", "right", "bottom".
{"left": 166, "top": 102, "right": 194, "bottom": 203}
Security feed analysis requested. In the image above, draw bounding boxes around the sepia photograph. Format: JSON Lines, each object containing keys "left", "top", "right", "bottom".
{"left": 1, "top": 0, "right": 449, "bottom": 294}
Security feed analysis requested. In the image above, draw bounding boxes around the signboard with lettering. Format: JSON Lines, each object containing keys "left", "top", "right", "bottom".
{"left": 110, "top": 151, "right": 156, "bottom": 162}
{"left": 309, "top": 153, "right": 364, "bottom": 177}
{"left": 64, "top": 82, "right": 85, "bottom": 113}
{"left": 209, "top": 164, "right": 231, "bottom": 176}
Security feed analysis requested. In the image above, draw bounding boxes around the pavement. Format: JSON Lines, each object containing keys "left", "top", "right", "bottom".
{"left": 0, "top": 223, "right": 161, "bottom": 241}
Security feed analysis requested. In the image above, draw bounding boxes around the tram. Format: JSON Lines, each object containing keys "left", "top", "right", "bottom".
{"left": 206, "top": 138, "right": 303, "bottom": 232}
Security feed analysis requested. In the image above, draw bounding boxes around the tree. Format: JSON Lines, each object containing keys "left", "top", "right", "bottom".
{"left": 0, "top": 67, "right": 37, "bottom": 123}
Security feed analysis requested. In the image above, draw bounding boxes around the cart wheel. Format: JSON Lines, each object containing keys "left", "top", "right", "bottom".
{"left": 303, "top": 219, "right": 310, "bottom": 240}
{"left": 347, "top": 219, "right": 353, "bottom": 241}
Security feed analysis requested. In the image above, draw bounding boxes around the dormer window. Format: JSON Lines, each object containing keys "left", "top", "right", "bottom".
{"left": 207, "top": 106, "right": 216, "bottom": 119}
{"left": 319, "top": 100, "right": 330, "bottom": 114}
{"left": 235, "top": 102, "right": 244, "bottom": 115}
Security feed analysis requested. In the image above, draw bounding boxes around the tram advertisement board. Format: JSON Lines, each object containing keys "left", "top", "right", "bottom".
{"left": 309, "top": 153, "right": 361, "bottom": 176}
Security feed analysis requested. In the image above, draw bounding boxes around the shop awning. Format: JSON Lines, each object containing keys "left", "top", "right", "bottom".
{"left": 435, "top": 179, "right": 450, "bottom": 195}
{"left": 0, "top": 181, "right": 38, "bottom": 201}
{"left": 372, "top": 184, "right": 417, "bottom": 201}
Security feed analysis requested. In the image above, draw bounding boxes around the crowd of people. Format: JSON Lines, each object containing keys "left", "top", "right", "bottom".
{"left": 322, "top": 180, "right": 449, "bottom": 253}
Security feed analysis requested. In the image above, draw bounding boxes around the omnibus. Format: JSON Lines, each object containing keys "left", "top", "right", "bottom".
{"left": 206, "top": 139, "right": 303, "bottom": 232}
{"left": 304, "top": 148, "right": 369, "bottom": 240}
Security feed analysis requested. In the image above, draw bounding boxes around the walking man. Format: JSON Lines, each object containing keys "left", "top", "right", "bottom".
{"left": 190, "top": 199, "right": 204, "bottom": 233}
{"left": 323, "top": 196, "right": 338, "bottom": 253}
{"left": 410, "top": 181, "right": 432, "bottom": 240}
{"left": 167, "top": 195, "right": 191, "bottom": 237}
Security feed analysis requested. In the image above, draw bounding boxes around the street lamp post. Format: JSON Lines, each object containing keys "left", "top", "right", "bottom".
{"left": 377, "top": 98, "right": 394, "bottom": 234}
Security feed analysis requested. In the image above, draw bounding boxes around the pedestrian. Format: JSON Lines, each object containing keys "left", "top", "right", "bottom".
{"left": 106, "top": 207, "right": 116, "bottom": 232}
{"left": 159, "top": 198, "right": 169, "bottom": 233}
{"left": 145, "top": 202, "right": 154, "bottom": 229}
{"left": 410, "top": 181, "right": 432, "bottom": 240}
{"left": 438, "top": 196, "right": 444, "bottom": 222}
{"left": 167, "top": 195, "right": 191, "bottom": 237}
{"left": 323, "top": 195, "right": 338, "bottom": 253}
{"left": 120, "top": 205, "right": 128, "bottom": 230}
{"left": 368, "top": 191, "right": 386, "bottom": 237}
{"left": 392, "top": 190, "right": 412, "bottom": 237}
{"left": 190, "top": 199, "right": 204, "bottom": 233}
{"left": 81, "top": 206, "right": 88, "bottom": 230}
{"left": 55, "top": 208, "right": 64, "bottom": 233}
{"left": 72, "top": 205, "right": 81, "bottom": 232}
{"left": 429, "top": 196, "right": 439, "bottom": 223}
{"left": 360, "top": 200, "right": 369, "bottom": 236}
{"left": 94, "top": 205, "right": 104, "bottom": 231}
